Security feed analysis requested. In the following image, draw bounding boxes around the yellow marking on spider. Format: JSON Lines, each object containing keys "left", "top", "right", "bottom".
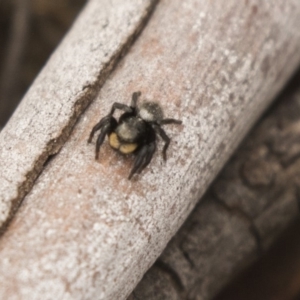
{"left": 120, "top": 143, "right": 138, "bottom": 154}
{"left": 109, "top": 132, "right": 120, "bottom": 149}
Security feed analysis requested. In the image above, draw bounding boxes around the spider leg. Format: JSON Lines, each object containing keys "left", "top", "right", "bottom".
{"left": 109, "top": 102, "right": 133, "bottom": 115}
{"left": 88, "top": 115, "right": 111, "bottom": 143}
{"left": 128, "top": 125, "right": 156, "bottom": 179}
{"left": 153, "top": 124, "right": 170, "bottom": 161}
{"left": 137, "top": 141, "right": 156, "bottom": 174}
{"left": 159, "top": 118, "right": 182, "bottom": 125}
{"left": 95, "top": 126, "right": 109, "bottom": 159}
{"left": 94, "top": 117, "right": 117, "bottom": 159}
{"left": 88, "top": 101, "right": 132, "bottom": 143}
{"left": 88, "top": 116, "right": 117, "bottom": 159}
{"left": 130, "top": 91, "right": 141, "bottom": 108}
{"left": 128, "top": 146, "right": 148, "bottom": 180}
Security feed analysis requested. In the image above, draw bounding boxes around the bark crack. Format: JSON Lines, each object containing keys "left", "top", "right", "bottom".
{"left": 0, "top": 0, "right": 160, "bottom": 235}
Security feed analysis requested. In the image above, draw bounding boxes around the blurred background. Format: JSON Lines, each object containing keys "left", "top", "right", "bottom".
{"left": 215, "top": 217, "right": 300, "bottom": 300}
{"left": 0, "top": 1, "right": 300, "bottom": 299}
{"left": 0, "top": 0, "right": 86, "bottom": 127}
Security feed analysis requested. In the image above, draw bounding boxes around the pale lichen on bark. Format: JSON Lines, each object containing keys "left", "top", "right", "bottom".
{"left": 129, "top": 70, "right": 300, "bottom": 300}
{"left": 0, "top": 0, "right": 159, "bottom": 231}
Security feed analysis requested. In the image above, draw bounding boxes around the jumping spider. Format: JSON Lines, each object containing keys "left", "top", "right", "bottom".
{"left": 88, "top": 91, "right": 182, "bottom": 179}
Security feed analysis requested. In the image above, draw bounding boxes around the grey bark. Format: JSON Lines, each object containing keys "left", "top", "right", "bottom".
{"left": 129, "top": 70, "right": 300, "bottom": 300}
{"left": 0, "top": 0, "right": 158, "bottom": 231}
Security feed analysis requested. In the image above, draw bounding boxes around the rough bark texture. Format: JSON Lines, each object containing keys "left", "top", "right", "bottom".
{"left": 0, "top": 0, "right": 158, "bottom": 231}
{"left": 0, "top": 0, "right": 300, "bottom": 300}
{"left": 129, "top": 70, "right": 300, "bottom": 300}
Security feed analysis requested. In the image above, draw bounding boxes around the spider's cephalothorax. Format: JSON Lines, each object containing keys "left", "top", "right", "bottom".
{"left": 88, "top": 91, "right": 182, "bottom": 179}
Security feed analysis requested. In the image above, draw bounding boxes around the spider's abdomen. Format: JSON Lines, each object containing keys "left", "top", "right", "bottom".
{"left": 109, "top": 132, "right": 138, "bottom": 154}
